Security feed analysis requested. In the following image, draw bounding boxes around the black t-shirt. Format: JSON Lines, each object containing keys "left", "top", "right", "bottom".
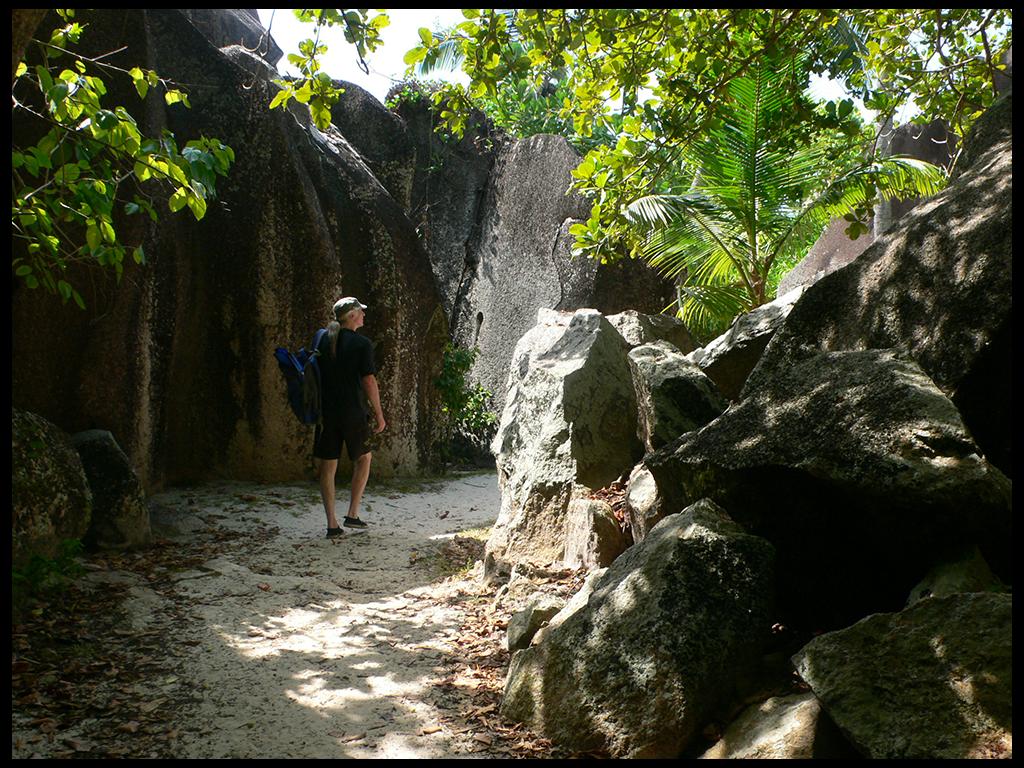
{"left": 317, "top": 328, "right": 376, "bottom": 424}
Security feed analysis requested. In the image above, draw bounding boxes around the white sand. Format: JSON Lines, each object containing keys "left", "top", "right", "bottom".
{"left": 137, "top": 472, "right": 503, "bottom": 758}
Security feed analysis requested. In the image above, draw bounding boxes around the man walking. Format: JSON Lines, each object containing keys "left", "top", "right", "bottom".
{"left": 314, "top": 297, "right": 386, "bottom": 538}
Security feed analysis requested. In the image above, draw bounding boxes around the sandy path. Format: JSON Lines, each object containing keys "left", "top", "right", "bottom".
{"left": 133, "top": 472, "right": 507, "bottom": 758}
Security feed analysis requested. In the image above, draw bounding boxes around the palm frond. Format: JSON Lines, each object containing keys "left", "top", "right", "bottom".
{"left": 767, "top": 154, "right": 947, "bottom": 269}
{"left": 416, "top": 38, "right": 466, "bottom": 75}
{"left": 417, "top": 10, "right": 520, "bottom": 75}
{"left": 626, "top": 52, "right": 944, "bottom": 333}
{"left": 676, "top": 283, "right": 753, "bottom": 339}
{"left": 826, "top": 15, "right": 871, "bottom": 93}
{"left": 627, "top": 193, "right": 753, "bottom": 289}
{"left": 869, "top": 156, "right": 947, "bottom": 199}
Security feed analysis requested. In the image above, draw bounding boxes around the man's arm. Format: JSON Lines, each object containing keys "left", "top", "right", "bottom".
{"left": 361, "top": 374, "right": 386, "bottom": 433}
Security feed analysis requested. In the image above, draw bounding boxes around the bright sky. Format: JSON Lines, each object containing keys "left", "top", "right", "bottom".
{"left": 256, "top": 9, "right": 469, "bottom": 103}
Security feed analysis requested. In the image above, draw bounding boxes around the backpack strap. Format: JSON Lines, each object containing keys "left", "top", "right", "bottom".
{"left": 307, "top": 328, "right": 329, "bottom": 426}
{"left": 311, "top": 327, "right": 328, "bottom": 356}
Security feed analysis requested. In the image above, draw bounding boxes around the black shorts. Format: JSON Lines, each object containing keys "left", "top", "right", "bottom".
{"left": 314, "top": 417, "right": 371, "bottom": 461}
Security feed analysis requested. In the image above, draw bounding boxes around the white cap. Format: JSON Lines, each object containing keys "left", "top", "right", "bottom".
{"left": 333, "top": 296, "right": 367, "bottom": 317}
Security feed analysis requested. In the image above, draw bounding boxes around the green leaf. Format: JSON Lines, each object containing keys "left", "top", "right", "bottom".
{"left": 269, "top": 88, "right": 290, "bottom": 109}
{"left": 36, "top": 65, "right": 54, "bottom": 93}
{"left": 54, "top": 163, "right": 81, "bottom": 184}
{"left": 168, "top": 188, "right": 188, "bottom": 213}
{"left": 132, "top": 74, "right": 149, "bottom": 100}
{"left": 404, "top": 46, "right": 427, "bottom": 66}
{"left": 85, "top": 75, "right": 106, "bottom": 97}
{"left": 310, "top": 100, "right": 332, "bottom": 131}
{"left": 86, "top": 222, "right": 101, "bottom": 251}
{"left": 294, "top": 81, "right": 313, "bottom": 104}
{"left": 48, "top": 82, "right": 69, "bottom": 105}
{"left": 186, "top": 191, "right": 207, "bottom": 220}
{"left": 165, "top": 161, "right": 189, "bottom": 186}
{"left": 95, "top": 109, "right": 119, "bottom": 130}
{"left": 164, "top": 89, "right": 191, "bottom": 108}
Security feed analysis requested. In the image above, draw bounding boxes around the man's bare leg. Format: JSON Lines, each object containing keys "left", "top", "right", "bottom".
{"left": 319, "top": 459, "right": 340, "bottom": 529}
{"left": 346, "top": 452, "right": 372, "bottom": 521}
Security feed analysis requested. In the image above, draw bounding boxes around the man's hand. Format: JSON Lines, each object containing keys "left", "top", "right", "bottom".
{"left": 362, "top": 374, "right": 386, "bottom": 434}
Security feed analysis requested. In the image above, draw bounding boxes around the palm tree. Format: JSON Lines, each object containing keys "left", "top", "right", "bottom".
{"left": 626, "top": 58, "right": 946, "bottom": 338}
{"left": 414, "top": 10, "right": 521, "bottom": 77}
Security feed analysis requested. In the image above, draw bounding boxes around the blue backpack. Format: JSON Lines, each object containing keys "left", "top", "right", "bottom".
{"left": 274, "top": 328, "right": 328, "bottom": 425}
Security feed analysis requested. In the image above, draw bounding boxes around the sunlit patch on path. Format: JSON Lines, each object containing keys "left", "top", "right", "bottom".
{"left": 144, "top": 472, "right": 518, "bottom": 758}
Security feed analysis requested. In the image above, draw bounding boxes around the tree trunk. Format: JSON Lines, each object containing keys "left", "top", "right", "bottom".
{"left": 11, "top": 9, "right": 48, "bottom": 85}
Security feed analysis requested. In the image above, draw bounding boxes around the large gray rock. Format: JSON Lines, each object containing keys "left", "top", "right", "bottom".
{"left": 687, "top": 286, "right": 804, "bottom": 401}
{"left": 506, "top": 595, "right": 565, "bottom": 652}
{"left": 745, "top": 94, "right": 1012, "bottom": 478}
{"left": 627, "top": 340, "right": 726, "bottom": 452}
{"left": 180, "top": 9, "right": 283, "bottom": 66}
{"left": 219, "top": 44, "right": 277, "bottom": 82}
{"left": 71, "top": 430, "right": 152, "bottom": 551}
{"left": 12, "top": 408, "right": 93, "bottom": 566}
{"left": 646, "top": 348, "right": 1011, "bottom": 628}
{"left": 624, "top": 462, "right": 664, "bottom": 544}
{"left": 607, "top": 310, "right": 695, "bottom": 352}
{"left": 590, "top": 258, "right": 677, "bottom": 317}
{"left": 993, "top": 45, "right": 1012, "bottom": 96}
{"left": 530, "top": 567, "right": 607, "bottom": 648}
{"left": 399, "top": 119, "right": 677, "bottom": 417}
{"left": 777, "top": 217, "right": 873, "bottom": 296}
{"left": 793, "top": 592, "right": 1012, "bottom": 759}
{"left": 875, "top": 117, "right": 958, "bottom": 235}
{"left": 449, "top": 135, "right": 593, "bottom": 414}
{"left": 485, "top": 309, "right": 641, "bottom": 579}
{"left": 561, "top": 498, "right": 628, "bottom": 571}
{"left": 782, "top": 108, "right": 960, "bottom": 297}
{"left": 905, "top": 547, "right": 1005, "bottom": 607}
{"left": 951, "top": 92, "right": 1010, "bottom": 182}
{"left": 502, "top": 499, "right": 775, "bottom": 757}
{"left": 699, "top": 693, "right": 856, "bottom": 759}
{"left": 329, "top": 80, "right": 416, "bottom": 209}
{"left": 11, "top": 10, "right": 448, "bottom": 489}
{"left": 395, "top": 91, "right": 678, "bottom": 417}
{"left": 393, "top": 87, "right": 499, "bottom": 321}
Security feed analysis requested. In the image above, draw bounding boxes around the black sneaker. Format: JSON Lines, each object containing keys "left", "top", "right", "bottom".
{"left": 343, "top": 517, "right": 368, "bottom": 529}
{"left": 326, "top": 527, "right": 344, "bottom": 538}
